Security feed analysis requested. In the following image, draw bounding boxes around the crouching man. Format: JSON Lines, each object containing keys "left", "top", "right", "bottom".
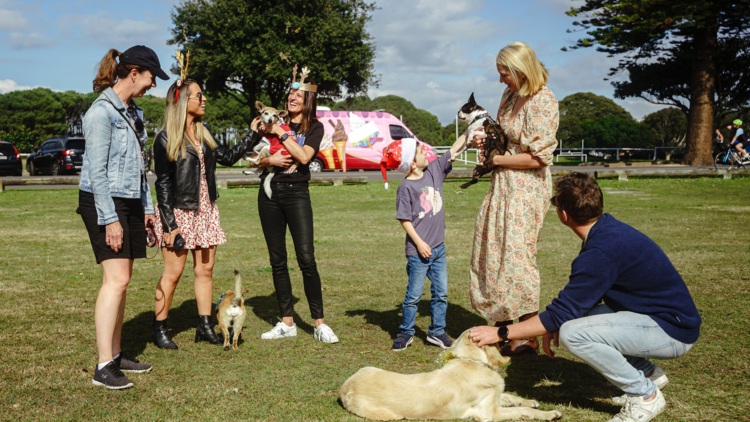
{"left": 469, "top": 172, "right": 701, "bottom": 422}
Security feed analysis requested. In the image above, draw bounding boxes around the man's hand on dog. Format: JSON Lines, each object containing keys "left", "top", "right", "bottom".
{"left": 542, "top": 332, "right": 559, "bottom": 358}
{"left": 468, "top": 326, "right": 501, "bottom": 347}
{"left": 105, "top": 221, "right": 123, "bottom": 253}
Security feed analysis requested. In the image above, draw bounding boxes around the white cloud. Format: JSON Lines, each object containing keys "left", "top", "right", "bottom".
{"left": 616, "top": 98, "right": 671, "bottom": 121}
{"left": 8, "top": 32, "right": 58, "bottom": 50}
{"left": 58, "top": 12, "right": 167, "bottom": 47}
{"left": 0, "top": 8, "right": 28, "bottom": 31}
{"left": 0, "top": 79, "right": 63, "bottom": 94}
{"left": 537, "top": 0, "right": 585, "bottom": 13}
{"left": 547, "top": 52, "right": 618, "bottom": 93}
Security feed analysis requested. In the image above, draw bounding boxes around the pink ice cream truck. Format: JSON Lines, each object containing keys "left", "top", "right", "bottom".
{"left": 311, "top": 110, "right": 438, "bottom": 172}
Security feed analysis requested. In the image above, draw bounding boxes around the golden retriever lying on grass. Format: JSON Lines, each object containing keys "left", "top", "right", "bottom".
{"left": 339, "top": 330, "right": 562, "bottom": 421}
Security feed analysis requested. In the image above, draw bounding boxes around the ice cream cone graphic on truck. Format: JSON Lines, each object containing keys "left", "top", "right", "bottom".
{"left": 329, "top": 119, "right": 348, "bottom": 172}
{"left": 319, "top": 132, "right": 335, "bottom": 169}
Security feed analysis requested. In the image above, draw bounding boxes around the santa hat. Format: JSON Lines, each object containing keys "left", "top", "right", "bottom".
{"left": 380, "top": 138, "right": 417, "bottom": 190}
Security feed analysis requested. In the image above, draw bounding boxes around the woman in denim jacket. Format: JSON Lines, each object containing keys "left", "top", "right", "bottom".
{"left": 78, "top": 46, "right": 168, "bottom": 390}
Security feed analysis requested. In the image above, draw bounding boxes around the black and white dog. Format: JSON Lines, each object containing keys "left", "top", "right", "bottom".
{"left": 456, "top": 93, "right": 509, "bottom": 189}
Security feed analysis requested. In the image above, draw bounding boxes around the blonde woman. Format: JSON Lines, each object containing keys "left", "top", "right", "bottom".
{"left": 469, "top": 42, "right": 559, "bottom": 355}
{"left": 150, "top": 79, "right": 260, "bottom": 349}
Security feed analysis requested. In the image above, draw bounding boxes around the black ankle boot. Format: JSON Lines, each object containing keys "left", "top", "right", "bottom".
{"left": 195, "top": 315, "right": 221, "bottom": 344}
{"left": 152, "top": 318, "right": 178, "bottom": 349}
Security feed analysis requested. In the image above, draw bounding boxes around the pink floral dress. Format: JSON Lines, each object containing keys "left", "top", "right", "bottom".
{"left": 469, "top": 85, "right": 558, "bottom": 322}
{"left": 153, "top": 141, "right": 227, "bottom": 249}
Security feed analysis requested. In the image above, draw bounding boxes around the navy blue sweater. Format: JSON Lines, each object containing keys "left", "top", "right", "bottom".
{"left": 539, "top": 213, "right": 702, "bottom": 344}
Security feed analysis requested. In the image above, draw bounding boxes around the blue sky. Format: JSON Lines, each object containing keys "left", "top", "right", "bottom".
{"left": 0, "top": 0, "right": 666, "bottom": 125}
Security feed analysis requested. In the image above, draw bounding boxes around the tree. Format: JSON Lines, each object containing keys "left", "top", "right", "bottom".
{"left": 611, "top": 37, "right": 750, "bottom": 123}
{"left": 201, "top": 91, "right": 255, "bottom": 146}
{"left": 558, "top": 92, "right": 633, "bottom": 147}
{"left": 0, "top": 125, "right": 41, "bottom": 153}
{"left": 133, "top": 95, "right": 166, "bottom": 142}
{"left": 333, "top": 95, "right": 445, "bottom": 145}
{"left": 0, "top": 88, "right": 68, "bottom": 140}
{"left": 580, "top": 115, "right": 654, "bottom": 149}
{"left": 169, "top": 0, "right": 379, "bottom": 128}
{"left": 643, "top": 108, "right": 687, "bottom": 147}
{"left": 564, "top": 0, "right": 750, "bottom": 165}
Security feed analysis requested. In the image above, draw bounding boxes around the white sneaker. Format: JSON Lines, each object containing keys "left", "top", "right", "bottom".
{"left": 314, "top": 323, "right": 339, "bottom": 344}
{"left": 608, "top": 388, "right": 666, "bottom": 422}
{"left": 260, "top": 322, "right": 297, "bottom": 340}
{"left": 613, "top": 367, "right": 669, "bottom": 405}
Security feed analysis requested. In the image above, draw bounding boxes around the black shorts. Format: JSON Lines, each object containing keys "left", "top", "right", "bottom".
{"left": 78, "top": 190, "right": 147, "bottom": 264}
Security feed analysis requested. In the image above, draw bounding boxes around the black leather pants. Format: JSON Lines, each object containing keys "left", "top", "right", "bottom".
{"left": 258, "top": 181, "right": 324, "bottom": 319}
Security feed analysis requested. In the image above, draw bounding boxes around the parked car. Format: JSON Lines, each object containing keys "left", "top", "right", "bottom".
{"left": 310, "top": 111, "right": 438, "bottom": 172}
{"left": 0, "top": 141, "right": 23, "bottom": 176}
{"left": 26, "top": 137, "right": 86, "bottom": 176}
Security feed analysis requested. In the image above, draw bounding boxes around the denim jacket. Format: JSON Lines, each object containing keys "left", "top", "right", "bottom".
{"left": 79, "top": 88, "right": 155, "bottom": 225}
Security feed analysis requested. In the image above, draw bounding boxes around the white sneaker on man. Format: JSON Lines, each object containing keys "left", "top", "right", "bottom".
{"left": 608, "top": 388, "right": 666, "bottom": 422}
{"left": 613, "top": 366, "right": 669, "bottom": 405}
{"left": 261, "top": 322, "right": 297, "bottom": 339}
{"left": 314, "top": 323, "right": 339, "bottom": 344}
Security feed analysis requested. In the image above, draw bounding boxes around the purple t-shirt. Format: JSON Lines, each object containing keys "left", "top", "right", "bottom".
{"left": 396, "top": 151, "right": 452, "bottom": 256}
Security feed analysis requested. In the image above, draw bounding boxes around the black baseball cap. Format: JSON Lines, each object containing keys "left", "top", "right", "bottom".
{"left": 120, "top": 45, "right": 170, "bottom": 80}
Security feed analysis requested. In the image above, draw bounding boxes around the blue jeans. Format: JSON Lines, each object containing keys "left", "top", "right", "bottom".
{"left": 559, "top": 304, "right": 694, "bottom": 398}
{"left": 399, "top": 243, "right": 448, "bottom": 336}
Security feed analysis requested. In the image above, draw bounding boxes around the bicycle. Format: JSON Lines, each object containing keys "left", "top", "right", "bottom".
{"left": 714, "top": 142, "right": 748, "bottom": 170}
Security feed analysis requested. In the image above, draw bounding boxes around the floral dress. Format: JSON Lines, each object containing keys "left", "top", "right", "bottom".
{"left": 469, "top": 85, "right": 559, "bottom": 322}
{"left": 153, "top": 141, "right": 227, "bottom": 249}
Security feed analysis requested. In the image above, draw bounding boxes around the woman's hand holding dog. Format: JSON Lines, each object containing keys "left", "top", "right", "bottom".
{"left": 105, "top": 221, "right": 123, "bottom": 253}
{"left": 262, "top": 123, "right": 287, "bottom": 138}
{"left": 163, "top": 228, "right": 181, "bottom": 249}
{"left": 472, "top": 131, "right": 487, "bottom": 162}
{"left": 267, "top": 149, "right": 293, "bottom": 168}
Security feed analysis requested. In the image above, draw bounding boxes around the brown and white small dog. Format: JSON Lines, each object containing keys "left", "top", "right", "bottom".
{"left": 243, "top": 101, "right": 297, "bottom": 198}
{"left": 339, "top": 330, "right": 561, "bottom": 421}
{"left": 217, "top": 270, "right": 247, "bottom": 350}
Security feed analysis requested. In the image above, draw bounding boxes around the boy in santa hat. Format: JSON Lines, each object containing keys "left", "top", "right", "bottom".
{"left": 381, "top": 134, "right": 467, "bottom": 351}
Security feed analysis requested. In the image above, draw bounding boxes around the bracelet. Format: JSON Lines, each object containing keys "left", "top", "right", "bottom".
{"left": 280, "top": 133, "right": 289, "bottom": 142}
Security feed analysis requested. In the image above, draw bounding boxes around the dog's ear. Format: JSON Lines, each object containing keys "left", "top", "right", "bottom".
{"left": 482, "top": 344, "right": 511, "bottom": 367}
{"left": 278, "top": 110, "right": 288, "bottom": 119}
{"left": 255, "top": 101, "right": 265, "bottom": 112}
{"left": 468, "top": 92, "right": 476, "bottom": 105}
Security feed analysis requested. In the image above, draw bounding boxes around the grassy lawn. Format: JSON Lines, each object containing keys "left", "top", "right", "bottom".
{"left": 1, "top": 177, "right": 748, "bottom": 421}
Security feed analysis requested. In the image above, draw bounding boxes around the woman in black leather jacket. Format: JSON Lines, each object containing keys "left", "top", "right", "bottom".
{"left": 150, "top": 79, "right": 261, "bottom": 349}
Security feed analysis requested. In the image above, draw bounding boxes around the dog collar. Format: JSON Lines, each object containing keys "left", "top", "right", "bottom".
{"left": 215, "top": 293, "right": 229, "bottom": 312}
{"left": 470, "top": 112, "right": 489, "bottom": 126}
{"left": 434, "top": 350, "right": 502, "bottom": 373}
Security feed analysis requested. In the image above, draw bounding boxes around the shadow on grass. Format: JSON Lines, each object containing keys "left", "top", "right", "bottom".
{"left": 245, "top": 292, "right": 315, "bottom": 335}
{"left": 345, "top": 300, "right": 486, "bottom": 342}
{"left": 121, "top": 299, "right": 201, "bottom": 357}
{"left": 503, "top": 353, "right": 622, "bottom": 414}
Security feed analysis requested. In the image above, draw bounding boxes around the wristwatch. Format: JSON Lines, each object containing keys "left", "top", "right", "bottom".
{"left": 497, "top": 326, "right": 510, "bottom": 346}
{"left": 280, "top": 133, "right": 289, "bottom": 142}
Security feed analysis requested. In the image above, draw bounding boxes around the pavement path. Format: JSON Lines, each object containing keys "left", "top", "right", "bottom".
{"left": 0, "top": 164, "right": 728, "bottom": 191}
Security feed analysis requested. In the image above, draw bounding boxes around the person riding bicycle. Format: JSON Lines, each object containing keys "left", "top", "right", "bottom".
{"left": 729, "top": 119, "right": 750, "bottom": 160}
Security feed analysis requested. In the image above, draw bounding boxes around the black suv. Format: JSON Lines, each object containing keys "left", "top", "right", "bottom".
{"left": 0, "top": 141, "right": 23, "bottom": 176}
{"left": 27, "top": 137, "right": 86, "bottom": 176}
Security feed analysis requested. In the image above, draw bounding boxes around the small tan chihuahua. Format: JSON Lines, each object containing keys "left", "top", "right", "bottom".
{"left": 217, "top": 270, "right": 247, "bottom": 350}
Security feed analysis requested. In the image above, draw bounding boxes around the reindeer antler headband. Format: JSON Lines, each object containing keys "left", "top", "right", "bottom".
{"left": 291, "top": 64, "right": 317, "bottom": 93}
{"left": 174, "top": 50, "right": 190, "bottom": 103}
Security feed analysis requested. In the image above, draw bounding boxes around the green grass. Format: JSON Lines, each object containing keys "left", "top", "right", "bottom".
{"left": 1, "top": 177, "right": 749, "bottom": 421}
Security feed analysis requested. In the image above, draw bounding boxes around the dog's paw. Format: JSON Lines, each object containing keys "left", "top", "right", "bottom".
{"left": 528, "top": 400, "right": 540, "bottom": 408}
{"left": 547, "top": 410, "right": 562, "bottom": 420}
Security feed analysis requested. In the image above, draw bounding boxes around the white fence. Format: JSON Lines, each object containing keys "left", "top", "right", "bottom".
{"left": 432, "top": 146, "right": 481, "bottom": 165}
{"left": 434, "top": 145, "right": 686, "bottom": 164}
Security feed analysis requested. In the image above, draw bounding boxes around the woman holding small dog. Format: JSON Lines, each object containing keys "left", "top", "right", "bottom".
{"left": 254, "top": 65, "right": 339, "bottom": 343}
{"left": 469, "top": 41, "right": 558, "bottom": 356}
{"left": 150, "top": 72, "right": 261, "bottom": 349}
{"left": 78, "top": 46, "right": 169, "bottom": 389}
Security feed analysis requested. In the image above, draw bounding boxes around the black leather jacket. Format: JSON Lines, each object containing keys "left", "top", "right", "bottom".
{"left": 154, "top": 129, "right": 260, "bottom": 232}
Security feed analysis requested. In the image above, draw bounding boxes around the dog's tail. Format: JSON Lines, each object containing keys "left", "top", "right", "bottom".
{"left": 232, "top": 270, "right": 243, "bottom": 307}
